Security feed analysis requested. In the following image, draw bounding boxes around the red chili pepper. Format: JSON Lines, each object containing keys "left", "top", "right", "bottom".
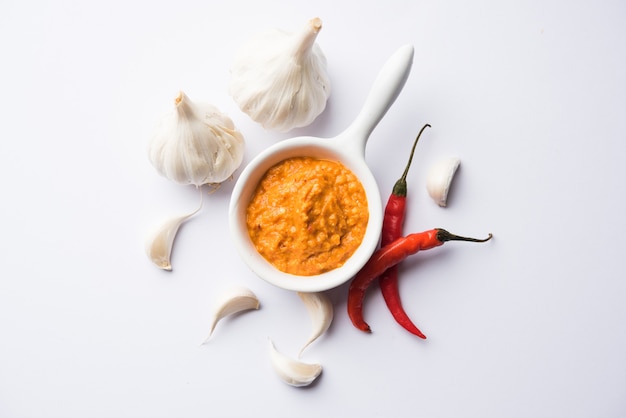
{"left": 347, "top": 229, "right": 492, "bottom": 333}
{"left": 380, "top": 124, "right": 430, "bottom": 339}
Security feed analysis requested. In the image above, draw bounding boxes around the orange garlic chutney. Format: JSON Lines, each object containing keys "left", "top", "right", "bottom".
{"left": 246, "top": 157, "right": 369, "bottom": 276}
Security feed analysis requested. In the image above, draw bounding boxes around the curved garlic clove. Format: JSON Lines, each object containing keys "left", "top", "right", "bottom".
{"left": 202, "top": 286, "right": 260, "bottom": 343}
{"left": 426, "top": 157, "right": 461, "bottom": 207}
{"left": 269, "top": 339, "right": 322, "bottom": 387}
{"left": 229, "top": 17, "right": 331, "bottom": 132}
{"left": 147, "top": 91, "right": 245, "bottom": 186}
{"left": 145, "top": 195, "right": 203, "bottom": 270}
{"left": 297, "top": 291, "right": 333, "bottom": 357}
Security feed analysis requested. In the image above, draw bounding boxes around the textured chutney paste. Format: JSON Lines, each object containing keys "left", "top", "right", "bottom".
{"left": 246, "top": 157, "right": 369, "bottom": 276}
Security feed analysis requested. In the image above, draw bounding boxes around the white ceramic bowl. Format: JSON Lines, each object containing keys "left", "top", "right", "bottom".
{"left": 229, "top": 45, "right": 414, "bottom": 292}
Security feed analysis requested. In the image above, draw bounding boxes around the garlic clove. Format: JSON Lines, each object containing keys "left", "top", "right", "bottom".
{"left": 145, "top": 194, "right": 203, "bottom": 270}
{"left": 426, "top": 157, "right": 461, "bottom": 207}
{"left": 202, "top": 286, "right": 260, "bottom": 343}
{"left": 229, "top": 17, "right": 331, "bottom": 132}
{"left": 147, "top": 91, "right": 245, "bottom": 186}
{"left": 297, "top": 291, "right": 333, "bottom": 357}
{"left": 269, "top": 339, "right": 322, "bottom": 387}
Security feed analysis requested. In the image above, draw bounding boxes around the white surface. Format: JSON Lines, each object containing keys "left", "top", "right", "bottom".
{"left": 1, "top": 0, "right": 625, "bottom": 417}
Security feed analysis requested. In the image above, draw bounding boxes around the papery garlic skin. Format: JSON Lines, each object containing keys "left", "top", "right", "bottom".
{"left": 426, "top": 157, "right": 461, "bottom": 207}
{"left": 202, "top": 286, "right": 260, "bottom": 343}
{"left": 229, "top": 17, "right": 331, "bottom": 132}
{"left": 269, "top": 339, "right": 322, "bottom": 387}
{"left": 297, "top": 292, "right": 333, "bottom": 357}
{"left": 148, "top": 91, "right": 245, "bottom": 186}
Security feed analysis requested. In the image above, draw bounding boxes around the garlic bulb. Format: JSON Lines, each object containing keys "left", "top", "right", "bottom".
{"left": 147, "top": 91, "right": 245, "bottom": 186}
{"left": 229, "top": 17, "right": 331, "bottom": 132}
{"left": 297, "top": 292, "right": 333, "bottom": 357}
{"left": 269, "top": 339, "right": 322, "bottom": 387}
{"left": 202, "top": 286, "right": 260, "bottom": 343}
{"left": 426, "top": 157, "right": 461, "bottom": 207}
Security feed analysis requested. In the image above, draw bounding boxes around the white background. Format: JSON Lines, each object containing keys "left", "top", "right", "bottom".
{"left": 1, "top": 0, "right": 625, "bottom": 417}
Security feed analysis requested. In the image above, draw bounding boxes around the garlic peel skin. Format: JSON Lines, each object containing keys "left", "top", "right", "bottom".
{"left": 269, "top": 339, "right": 322, "bottom": 387}
{"left": 202, "top": 286, "right": 260, "bottom": 343}
{"left": 145, "top": 194, "right": 203, "bottom": 270}
{"left": 229, "top": 17, "right": 331, "bottom": 132}
{"left": 297, "top": 291, "right": 333, "bottom": 357}
{"left": 147, "top": 91, "right": 245, "bottom": 186}
{"left": 426, "top": 157, "right": 461, "bottom": 207}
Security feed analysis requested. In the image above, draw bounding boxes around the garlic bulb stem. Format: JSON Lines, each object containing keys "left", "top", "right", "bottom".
{"left": 174, "top": 92, "right": 196, "bottom": 122}
{"left": 292, "top": 17, "right": 322, "bottom": 58}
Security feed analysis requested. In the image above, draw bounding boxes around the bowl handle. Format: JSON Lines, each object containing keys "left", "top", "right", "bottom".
{"left": 338, "top": 44, "right": 414, "bottom": 156}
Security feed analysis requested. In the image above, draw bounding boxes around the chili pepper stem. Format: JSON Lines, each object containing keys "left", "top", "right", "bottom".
{"left": 392, "top": 123, "right": 431, "bottom": 197}
{"left": 435, "top": 229, "right": 493, "bottom": 243}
